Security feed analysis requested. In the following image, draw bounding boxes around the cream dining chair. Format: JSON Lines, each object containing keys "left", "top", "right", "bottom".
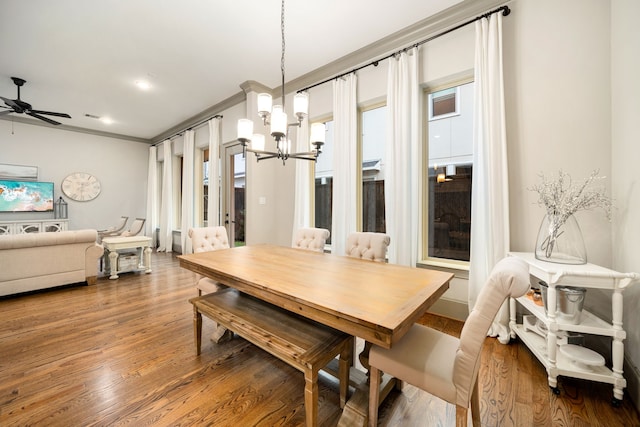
{"left": 292, "top": 227, "right": 330, "bottom": 253}
{"left": 367, "top": 257, "right": 530, "bottom": 427}
{"left": 345, "top": 232, "right": 390, "bottom": 262}
{"left": 345, "top": 232, "right": 390, "bottom": 367}
{"left": 188, "top": 226, "right": 233, "bottom": 343}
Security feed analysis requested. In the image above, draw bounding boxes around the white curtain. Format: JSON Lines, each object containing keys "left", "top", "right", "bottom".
{"left": 158, "top": 140, "right": 174, "bottom": 252}
{"left": 385, "top": 47, "right": 420, "bottom": 266}
{"left": 469, "top": 12, "right": 510, "bottom": 343}
{"left": 208, "top": 117, "right": 222, "bottom": 227}
{"left": 145, "top": 145, "right": 159, "bottom": 246}
{"left": 291, "top": 117, "right": 311, "bottom": 244}
{"left": 181, "top": 130, "right": 195, "bottom": 254}
{"left": 331, "top": 74, "right": 358, "bottom": 256}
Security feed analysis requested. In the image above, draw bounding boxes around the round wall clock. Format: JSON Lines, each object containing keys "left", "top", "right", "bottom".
{"left": 62, "top": 172, "right": 102, "bottom": 202}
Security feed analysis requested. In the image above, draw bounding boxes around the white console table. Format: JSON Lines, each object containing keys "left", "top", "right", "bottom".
{"left": 508, "top": 252, "right": 639, "bottom": 403}
{"left": 102, "top": 236, "right": 153, "bottom": 280}
{"left": 0, "top": 219, "right": 69, "bottom": 234}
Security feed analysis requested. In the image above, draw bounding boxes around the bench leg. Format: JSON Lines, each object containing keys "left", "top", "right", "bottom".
{"left": 304, "top": 368, "right": 319, "bottom": 427}
{"left": 193, "top": 306, "right": 202, "bottom": 355}
{"left": 339, "top": 337, "right": 354, "bottom": 408}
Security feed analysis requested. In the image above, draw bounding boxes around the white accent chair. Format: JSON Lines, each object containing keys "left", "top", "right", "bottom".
{"left": 97, "top": 216, "right": 128, "bottom": 242}
{"left": 367, "top": 257, "right": 530, "bottom": 427}
{"left": 345, "top": 232, "right": 390, "bottom": 262}
{"left": 292, "top": 227, "right": 330, "bottom": 253}
{"left": 120, "top": 218, "right": 145, "bottom": 237}
{"left": 188, "top": 226, "right": 233, "bottom": 343}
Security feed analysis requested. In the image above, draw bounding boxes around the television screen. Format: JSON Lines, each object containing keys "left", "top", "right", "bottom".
{"left": 0, "top": 180, "right": 54, "bottom": 212}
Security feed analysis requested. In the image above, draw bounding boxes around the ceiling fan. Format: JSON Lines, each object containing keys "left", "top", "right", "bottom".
{"left": 0, "top": 77, "right": 71, "bottom": 125}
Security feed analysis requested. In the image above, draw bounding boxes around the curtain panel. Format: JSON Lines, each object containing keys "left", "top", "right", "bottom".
{"left": 158, "top": 140, "right": 174, "bottom": 252}
{"left": 292, "top": 117, "right": 311, "bottom": 244}
{"left": 331, "top": 74, "right": 358, "bottom": 256}
{"left": 469, "top": 12, "right": 510, "bottom": 343}
{"left": 181, "top": 130, "right": 195, "bottom": 255}
{"left": 384, "top": 47, "right": 421, "bottom": 266}
{"left": 145, "top": 145, "right": 159, "bottom": 247}
{"left": 208, "top": 117, "right": 221, "bottom": 227}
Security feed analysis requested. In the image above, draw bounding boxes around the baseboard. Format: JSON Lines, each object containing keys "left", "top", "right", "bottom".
{"left": 427, "top": 297, "right": 468, "bottom": 321}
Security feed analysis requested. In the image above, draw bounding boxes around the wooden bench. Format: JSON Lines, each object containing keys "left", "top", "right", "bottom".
{"left": 190, "top": 288, "right": 353, "bottom": 427}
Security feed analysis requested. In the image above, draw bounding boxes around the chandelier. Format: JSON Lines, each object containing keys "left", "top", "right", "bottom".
{"left": 236, "top": 0, "right": 325, "bottom": 165}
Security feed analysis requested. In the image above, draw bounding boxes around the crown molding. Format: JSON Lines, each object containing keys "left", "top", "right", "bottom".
{"left": 0, "top": 115, "right": 152, "bottom": 144}
{"left": 150, "top": 90, "right": 246, "bottom": 143}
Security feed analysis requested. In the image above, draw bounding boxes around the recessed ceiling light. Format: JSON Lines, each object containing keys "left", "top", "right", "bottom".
{"left": 100, "top": 117, "right": 114, "bottom": 125}
{"left": 135, "top": 80, "right": 152, "bottom": 90}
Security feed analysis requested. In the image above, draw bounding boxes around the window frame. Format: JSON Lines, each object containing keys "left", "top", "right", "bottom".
{"left": 420, "top": 76, "right": 474, "bottom": 273}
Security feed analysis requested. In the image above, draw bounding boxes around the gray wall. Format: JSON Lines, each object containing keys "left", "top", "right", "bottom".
{"left": 0, "top": 120, "right": 149, "bottom": 231}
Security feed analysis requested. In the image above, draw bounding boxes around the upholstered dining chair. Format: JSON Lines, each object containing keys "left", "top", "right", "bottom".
{"left": 367, "top": 257, "right": 530, "bottom": 427}
{"left": 291, "top": 227, "right": 330, "bottom": 253}
{"left": 97, "top": 216, "right": 128, "bottom": 242}
{"left": 345, "top": 232, "right": 390, "bottom": 366}
{"left": 120, "top": 218, "right": 145, "bottom": 237}
{"left": 345, "top": 232, "right": 390, "bottom": 262}
{"left": 188, "top": 226, "right": 233, "bottom": 343}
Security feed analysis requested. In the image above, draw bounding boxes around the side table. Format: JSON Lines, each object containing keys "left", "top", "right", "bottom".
{"left": 102, "top": 236, "right": 153, "bottom": 280}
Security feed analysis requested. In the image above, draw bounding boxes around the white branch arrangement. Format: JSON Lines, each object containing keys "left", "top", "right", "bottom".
{"left": 530, "top": 169, "right": 613, "bottom": 226}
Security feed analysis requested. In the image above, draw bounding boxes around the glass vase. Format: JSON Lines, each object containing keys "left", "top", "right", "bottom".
{"left": 535, "top": 214, "right": 587, "bottom": 264}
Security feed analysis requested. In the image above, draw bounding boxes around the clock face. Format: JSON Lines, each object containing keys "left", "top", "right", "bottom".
{"left": 62, "top": 172, "right": 101, "bottom": 202}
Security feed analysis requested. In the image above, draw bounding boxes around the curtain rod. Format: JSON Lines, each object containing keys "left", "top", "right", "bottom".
{"left": 152, "top": 114, "right": 223, "bottom": 146}
{"left": 298, "top": 5, "right": 510, "bottom": 93}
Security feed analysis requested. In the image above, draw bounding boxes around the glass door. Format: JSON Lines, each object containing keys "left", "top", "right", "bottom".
{"left": 222, "top": 143, "right": 246, "bottom": 246}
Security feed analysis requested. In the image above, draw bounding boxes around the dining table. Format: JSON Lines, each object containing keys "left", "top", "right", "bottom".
{"left": 178, "top": 243, "right": 453, "bottom": 425}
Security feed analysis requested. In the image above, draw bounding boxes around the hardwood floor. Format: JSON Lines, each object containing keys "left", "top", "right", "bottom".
{"left": 1, "top": 252, "right": 639, "bottom": 426}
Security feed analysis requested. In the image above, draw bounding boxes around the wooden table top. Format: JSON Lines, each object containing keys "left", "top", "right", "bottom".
{"left": 179, "top": 244, "right": 452, "bottom": 348}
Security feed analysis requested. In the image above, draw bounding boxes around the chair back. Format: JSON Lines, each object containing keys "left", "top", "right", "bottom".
{"left": 121, "top": 218, "right": 145, "bottom": 237}
{"left": 345, "top": 232, "right": 390, "bottom": 262}
{"left": 292, "top": 227, "right": 329, "bottom": 253}
{"left": 189, "top": 226, "right": 230, "bottom": 253}
{"left": 453, "top": 257, "right": 529, "bottom": 406}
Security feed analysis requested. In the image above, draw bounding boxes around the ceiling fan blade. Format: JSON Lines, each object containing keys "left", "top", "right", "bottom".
{"left": 0, "top": 109, "right": 13, "bottom": 116}
{"left": 27, "top": 111, "right": 62, "bottom": 125}
{"left": 30, "top": 109, "right": 71, "bottom": 118}
{"left": 0, "top": 96, "right": 18, "bottom": 109}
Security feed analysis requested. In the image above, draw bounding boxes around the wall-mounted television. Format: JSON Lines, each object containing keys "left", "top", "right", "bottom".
{"left": 0, "top": 180, "right": 54, "bottom": 212}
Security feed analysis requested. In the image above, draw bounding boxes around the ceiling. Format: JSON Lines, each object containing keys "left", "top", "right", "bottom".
{"left": 0, "top": 0, "right": 464, "bottom": 142}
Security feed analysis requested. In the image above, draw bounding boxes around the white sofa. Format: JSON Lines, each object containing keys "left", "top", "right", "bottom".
{"left": 0, "top": 229, "right": 104, "bottom": 297}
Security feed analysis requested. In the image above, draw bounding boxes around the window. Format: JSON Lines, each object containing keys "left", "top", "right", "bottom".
{"left": 314, "top": 120, "right": 334, "bottom": 244}
{"left": 425, "top": 81, "right": 473, "bottom": 263}
{"left": 361, "top": 105, "right": 386, "bottom": 233}
{"left": 428, "top": 87, "right": 459, "bottom": 120}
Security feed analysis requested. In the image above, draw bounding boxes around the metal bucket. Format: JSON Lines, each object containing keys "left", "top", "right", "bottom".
{"left": 538, "top": 281, "right": 586, "bottom": 324}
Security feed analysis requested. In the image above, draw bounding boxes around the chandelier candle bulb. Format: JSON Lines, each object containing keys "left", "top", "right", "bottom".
{"left": 257, "top": 93, "right": 272, "bottom": 116}
{"left": 310, "top": 123, "right": 325, "bottom": 143}
{"left": 270, "top": 105, "right": 287, "bottom": 137}
{"left": 293, "top": 92, "right": 309, "bottom": 119}
{"left": 237, "top": 119, "right": 254, "bottom": 142}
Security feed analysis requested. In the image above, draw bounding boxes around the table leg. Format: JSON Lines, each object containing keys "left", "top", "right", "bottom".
{"left": 339, "top": 338, "right": 354, "bottom": 409}
{"left": 143, "top": 246, "right": 152, "bottom": 273}
{"left": 108, "top": 251, "right": 119, "bottom": 280}
{"left": 304, "top": 368, "right": 319, "bottom": 427}
{"left": 338, "top": 341, "right": 396, "bottom": 427}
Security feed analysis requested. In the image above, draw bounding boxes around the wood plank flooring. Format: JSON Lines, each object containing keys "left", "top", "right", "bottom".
{"left": 1, "top": 251, "right": 639, "bottom": 426}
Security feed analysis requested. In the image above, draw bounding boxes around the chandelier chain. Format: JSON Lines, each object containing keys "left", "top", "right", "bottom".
{"left": 280, "top": 0, "right": 286, "bottom": 108}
